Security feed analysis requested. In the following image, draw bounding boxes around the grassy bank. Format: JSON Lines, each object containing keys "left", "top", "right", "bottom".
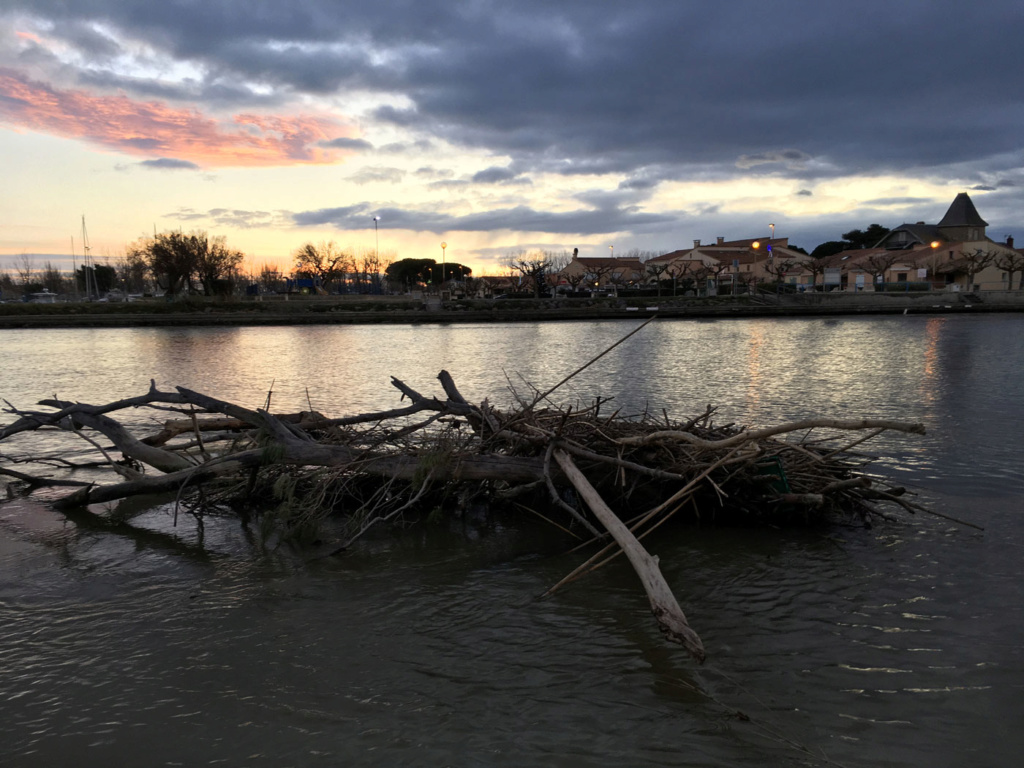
{"left": 2, "top": 291, "right": 1023, "bottom": 329}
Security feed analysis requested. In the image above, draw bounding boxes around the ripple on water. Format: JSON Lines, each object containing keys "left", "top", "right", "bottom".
{"left": 2, "top": 318, "right": 1024, "bottom": 766}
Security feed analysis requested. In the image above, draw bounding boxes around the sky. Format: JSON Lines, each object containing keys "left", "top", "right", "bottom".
{"left": 2, "top": 0, "right": 1023, "bottom": 276}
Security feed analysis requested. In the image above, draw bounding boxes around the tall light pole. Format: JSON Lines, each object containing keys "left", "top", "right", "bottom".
{"left": 441, "top": 241, "right": 447, "bottom": 288}
{"left": 608, "top": 246, "right": 615, "bottom": 295}
{"left": 373, "top": 216, "right": 380, "bottom": 262}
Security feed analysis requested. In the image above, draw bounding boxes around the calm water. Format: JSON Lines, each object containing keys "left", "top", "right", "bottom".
{"left": 1, "top": 316, "right": 1023, "bottom": 767}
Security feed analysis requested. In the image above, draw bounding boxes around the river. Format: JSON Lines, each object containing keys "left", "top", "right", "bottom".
{"left": 1, "top": 315, "right": 1022, "bottom": 767}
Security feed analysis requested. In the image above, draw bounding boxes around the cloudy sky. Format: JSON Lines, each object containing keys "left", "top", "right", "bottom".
{"left": 1, "top": 0, "right": 1022, "bottom": 274}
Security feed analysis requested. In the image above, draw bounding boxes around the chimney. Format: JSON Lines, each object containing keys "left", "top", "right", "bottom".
{"left": 716, "top": 236, "right": 724, "bottom": 245}
{"left": 916, "top": 221, "right": 926, "bottom": 225}
{"left": 693, "top": 239, "right": 701, "bottom": 248}
{"left": 1007, "top": 235, "right": 1015, "bottom": 248}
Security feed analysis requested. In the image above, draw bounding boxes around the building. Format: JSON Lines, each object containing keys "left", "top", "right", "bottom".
{"left": 797, "top": 193, "right": 1021, "bottom": 292}
{"left": 644, "top": 236, "right": 813, "bottom": 293}
{"left": 558, "top": 255, "right": 645, "bottom": 292}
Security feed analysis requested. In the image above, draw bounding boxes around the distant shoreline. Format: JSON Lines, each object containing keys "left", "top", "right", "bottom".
{"left": 3, "top": 292, "right": 1023, "bottom": 329}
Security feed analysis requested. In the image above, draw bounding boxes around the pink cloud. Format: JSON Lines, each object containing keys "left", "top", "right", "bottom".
{"left": 0, "top": 69, "right": 352, "bottom": 167}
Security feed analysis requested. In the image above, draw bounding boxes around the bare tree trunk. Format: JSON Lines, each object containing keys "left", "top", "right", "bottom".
{"left": 553, "top": 449, "right": 706, "bottom": 662}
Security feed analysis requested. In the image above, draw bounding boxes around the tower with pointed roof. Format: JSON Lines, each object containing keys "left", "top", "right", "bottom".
{"left": 937, "top": 192, "right": 988, "bottom": 242}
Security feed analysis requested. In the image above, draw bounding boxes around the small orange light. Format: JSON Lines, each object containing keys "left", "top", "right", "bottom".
{"left": 930, "top": 241, "right": 941, "bottom": 249}
{"left": 752, "top": 241, "right": 760, "bottom": 249}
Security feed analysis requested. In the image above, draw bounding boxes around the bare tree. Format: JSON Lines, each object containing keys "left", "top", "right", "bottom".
{"left": 505, "top": 250, "right": 551, "bottom": 298}
{"left": 41, "top": 261, "right": 66, "bottom": 294}
{"left": 995, "top": 250, "right": 1024, "bottom": 290}
{"left": 957, "top": 248, "right": 995, "bottom": 292}
{"left": 586, "top": 263, "right": 616, "bottom": 292}
{"left": 545, "top": 249, "right": 573, "bottom": 273}
{"left": 293, "top": 241, "right": 351, "bottom": 293}
{"left": 646, "top": 262, "right": 669, "bottom": 297}
{"left": 802, "top": 258, "right": 828, "bottom": 290}
{"left": 665, "top": 260, "right": 700, "bottom": 296}
{"left": 14, "top": 255, "right": 36, "bottom": 289}
{"left": 761, "top": 258, "right": 797, "bottom": 294}
{"left": 117, "top": 250, "right": 151, "bottom": 294}
{"left": 562, "top": 269, "right": 588, "bottom": 293}
{"left": 194, "top": 236, "right": 245, "bottom": 296}
{"left": 0, "top": 266, "right": 15, "bottom": 298}
{"left": 705, "top": 260, "right": 731, "bottom": 295}
{"left": 606, "top": 262, "right": 639, "bottom": 296}
{"left": 128, "top": 234, "right": 191, "bottom": 295}
{"left": 129, "top": 230, "right": 242, "bottom": 296}
{"left": 860, "top": 252, "right": 899, "bottom": 291}
{"left": 258, "top": 263, "right": 286, "bottom": 293}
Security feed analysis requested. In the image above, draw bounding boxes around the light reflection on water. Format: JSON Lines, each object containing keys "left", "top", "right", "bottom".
{"left": 1, "top": 315, "right": 1023, "bottom": 766}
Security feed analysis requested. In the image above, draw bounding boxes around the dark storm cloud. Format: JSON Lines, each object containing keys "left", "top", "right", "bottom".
{"left": 8, "top": 0, "right": 1023, "bottom": 179}
{"left": 139, "top": 157, "right": 199, "bottom": 170}
{"left": 293, "top": 201, "right": 674, "bottom": 235}
{"left": 5, "top": 0, "right": 1024, "bottom": 242}
{"left": 53, "top": 20, "right": 123, "bottom": 58}
{"left": 471, "top": 166, "right": 519, "bottom": 184}
{"left": 736, "top": 150, "right": 812, "bottom": 170}
{"left": 322, "top": 137, "right": 373, "bottom": 151}
{"left": 76, "top": 69, "right": 282, "bottom": 108}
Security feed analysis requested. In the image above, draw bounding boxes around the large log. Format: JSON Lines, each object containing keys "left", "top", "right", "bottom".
{"left": 53, "top": 444, "right": 551, "bottom": 509}
{"left": 553, "top": 449, "right": 706, "bottom": 662}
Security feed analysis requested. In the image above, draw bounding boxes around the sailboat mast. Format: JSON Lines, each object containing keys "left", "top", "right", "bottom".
{"left": 81, "top": 215, "right": 94, "bottom": 299}
{"left": 71, "top": 235, "right": 78, "bottom": 301}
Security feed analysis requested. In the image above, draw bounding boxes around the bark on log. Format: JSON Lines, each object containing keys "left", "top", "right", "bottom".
{"left": 616, "top": 418, "right": 926, "bottom": 449}
{"left": 54, "top": 450, "right": 266, "bottom": 509}
{"left": 52, "top": 443, "right": 552, "bottom": 509}
{"left": 39, "top": 402, "right": 194, "bottom": 474}
{"left": 553, "top": 449, "right": 706, "bottom": 662}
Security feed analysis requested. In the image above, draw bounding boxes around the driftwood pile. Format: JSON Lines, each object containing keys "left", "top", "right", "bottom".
{"left": 2, "top": 354, "right": 938, "bottom": 662}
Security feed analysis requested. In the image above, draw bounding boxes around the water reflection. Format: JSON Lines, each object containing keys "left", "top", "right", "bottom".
{"left": 2, "top": 316, "right": 1024, "bottom": 766}
{"left": 744, "top": 323, "right": 765, "bottom": 416}
{"left": 918, "top": 316, "right": 945, "bottom": 408}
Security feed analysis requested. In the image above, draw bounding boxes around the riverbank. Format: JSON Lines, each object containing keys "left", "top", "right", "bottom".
{"left": 3, "top": 289, "right": 1023, "bottom": 328}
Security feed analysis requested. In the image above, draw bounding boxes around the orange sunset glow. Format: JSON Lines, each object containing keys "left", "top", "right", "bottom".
{"left": 0, "top": 70, "right": 347, "bottom": 167}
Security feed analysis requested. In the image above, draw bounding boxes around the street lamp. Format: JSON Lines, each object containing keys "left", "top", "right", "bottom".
{"left": 441, "top": 241, "right": 447, "bottom": 287}
{"left": 373, "top": 216, "right": 380, "bottom": 261}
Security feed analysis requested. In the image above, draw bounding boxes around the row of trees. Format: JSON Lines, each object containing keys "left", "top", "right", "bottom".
{"left": 291, "top": 242, "right": 397, "bottom": 294}
{"left": 0, "top": 256, "right": 135, "bottom": 298}
{"left": 126, "top": 231, "right": 245, "bottom": 296}
{"left": 1, "top": 231, "right": 246, "bottom": 300}
{"left": 383, "top": 257, "right": 473, "bottom": 292}
{"left": 809, "top": 224, "right": 892, "bottom": 259}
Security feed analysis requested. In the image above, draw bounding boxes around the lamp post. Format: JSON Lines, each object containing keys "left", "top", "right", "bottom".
{"left": 373, "top": 216, "right": 380, "bottom": 262}
{"left": 768, "top": 223, "right": 779, "bottom": 301}
{"left": 441, "top": 241, "right": 447, "bottom": 289}
{"left": 609, "top": 246, "right": 616, "bottom": 296}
